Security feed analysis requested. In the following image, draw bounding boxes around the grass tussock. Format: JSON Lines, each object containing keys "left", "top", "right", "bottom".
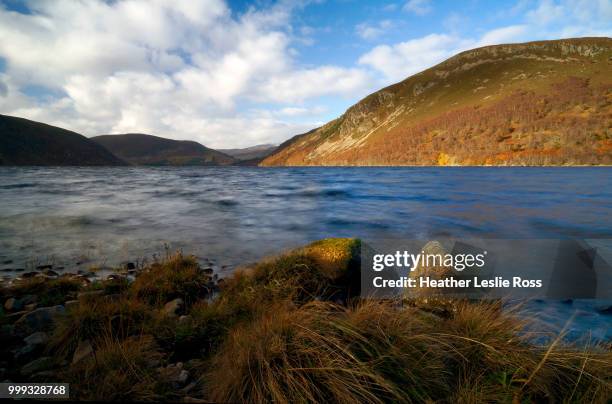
{"left": 65, "top": 334, "right": 165, "bottom": 401}
{"left": 3, "top": 276, "right": 82, "bottom": 307}
{"left": 205, "top": 300, "right": 612, "bottom": 403}
{"left": 131, "top": 252, "right": 209, "bottom": 306}
{"left": 49, "top": 295, "right": 151, "bottom": 360}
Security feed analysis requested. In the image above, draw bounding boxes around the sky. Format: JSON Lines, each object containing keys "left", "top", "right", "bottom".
{"left": 0, "top": 0, "right": 610, "bottom": 148}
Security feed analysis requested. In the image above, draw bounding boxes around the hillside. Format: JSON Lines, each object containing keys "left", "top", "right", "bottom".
{"left": 0, "top": 114, "right": 125, "bottom": 166}
{"left": 92, "top": 134, "right": 236, "bottom": 166}
{"left": 219, "top": 144, "right": 277, "bottom": 161}
{"left": 261, "top": 37, "right": 612, "bottom": 166}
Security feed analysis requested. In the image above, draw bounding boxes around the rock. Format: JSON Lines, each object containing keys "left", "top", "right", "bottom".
{"left": 4, "top": 297, "right": 23, "bottom": 312}
{"left": 72, "top": 339, "right": 94, "bottom": 365}
{"left": 159, "top": 362, "right": 189, "bottom": 386}
{"left": 24, "top": 332, "right": 49, "bottom": 347}
{"left": 20, "top": 356, "right": 54, "bottom": 376}
{"left": 202, "top": 267, "right": 214, "bottom": 274}
{"left": 36, "top": 264, "right": 53, "bottom": 271}
{"left": 14, "top": 305, "right": 66, "bottom": 334}
{"left": 406, "top": 240, "right": 455, "bottom": 299}
{"left": 65, "top": 300, "right": 79, "bottom": 310}
{"left": 24, "top": 303, "right": 37, "bottom": 311}
{"left": 21, "top": 271, "right": 38, "bottom": 278}
{"left": 163, "top": 298, "right": 184, "bottom": 317}
{"left": 596, "top": 305, "right": 612, "bottom": 315}
{"left": 44, "top": 270, "right": 59, "bottom": 277}
{"left": 178, "top": 315, "right": 191, "bottom": 324}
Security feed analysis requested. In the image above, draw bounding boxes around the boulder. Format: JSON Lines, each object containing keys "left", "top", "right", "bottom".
{"left": 163, "top": 298, "right": 184, "bottom": 317}
{"left": 72, "top": 339, "right": 94, "bottom": 365}
{"left": 14, "top": 305, "right": 66, "bottom": 334}
{"left": 20, "top": 356, "right": 55, "bottom": 376}
{"left": 4, "top": 297, "right": 23, "bottom": 312}
{"left": 24, "top": 332, "right": 49, "bottom": 347}
{"left": 406, "top": 240, "right": 454, "bottom": 299}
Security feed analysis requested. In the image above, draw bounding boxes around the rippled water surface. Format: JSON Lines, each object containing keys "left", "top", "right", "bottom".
{"left": 1, "top": 166, "right": 611, "bottom": 270}
{"left": 1, "top": 166, "right": 611, "bottom": 340}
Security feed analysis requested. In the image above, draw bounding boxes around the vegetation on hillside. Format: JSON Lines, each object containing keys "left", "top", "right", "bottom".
{"left": 0, "top": 114, "right": 126, "bottom": 166}
{"left": 1, "top": 239, "right": 610, "bottom": 402}
{"left": 92, "top": 133, "right": 236, "bottom": 166}
{"left": 262, "top": 37, "right": 612, "bottom": 166}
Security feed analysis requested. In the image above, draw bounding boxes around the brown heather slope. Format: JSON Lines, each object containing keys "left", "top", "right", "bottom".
{"left": 261, "top": 37, "right": 612, "bottom": 166}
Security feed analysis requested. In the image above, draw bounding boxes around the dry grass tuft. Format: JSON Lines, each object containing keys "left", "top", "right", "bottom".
{"left": 131, "top": 252, "right": 210, "bottom": 306}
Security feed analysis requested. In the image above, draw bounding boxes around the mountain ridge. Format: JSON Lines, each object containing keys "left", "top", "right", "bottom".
{"left": 91, "top": 133, "right": 236, "bottom": 166}
{"left": 0, "top": 114, "right": 126, "bottom": 166}
{"left": 261, "top": 37, "right": 612, "bottom": 166}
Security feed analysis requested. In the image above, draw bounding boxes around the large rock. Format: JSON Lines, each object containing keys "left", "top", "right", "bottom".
{"left": 14, "top": 305, "right": 66, "bottom": 335}
{"left": 24, "top": 331, "right": 49, "bottom": 347}
{"left": 406, "top": 240, "right": 454, "bottom": 299}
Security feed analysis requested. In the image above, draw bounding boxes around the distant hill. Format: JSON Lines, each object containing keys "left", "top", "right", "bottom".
{"left": 92, "top": 133, "right": 236, "bottom": 166}
{"left": 262, "top": 37, "right": 612, "bottom": 166}
{"left": 219, "top": 144, "right": 277, "bottom": 161}
{"left": 0, "top": 114, "right": 125, "bottom": 166}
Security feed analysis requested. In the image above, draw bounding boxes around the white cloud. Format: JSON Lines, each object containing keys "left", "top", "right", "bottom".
{"left": 356, "top": 20, "right": 393, "bottom": 40}
{"left": 0, "top": 0, "right": 372, "bottom": 148}
{"left": 403, "top": 0, "right": 432, "bottom": 15}
{"left": 358, "top": 34, "right": 469, "bottom": 82}
{"left": 359, "top": 0, "right": 612, "bottom": 84}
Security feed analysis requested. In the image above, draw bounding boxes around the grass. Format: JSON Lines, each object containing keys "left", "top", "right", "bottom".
{"left": 130, "top": 252, "right": 210, "bottom": 306}
{"left": 4, "top": 238, "right": 611, "bottom": 402}
{"left": 1, "top": 276, "right": 82, "bottom": 307}
{"left": 205, "top": 300, "right": 611, "bottom": 403}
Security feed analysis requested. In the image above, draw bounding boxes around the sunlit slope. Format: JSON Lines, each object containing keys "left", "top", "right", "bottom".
{"left": 262, "top": 37, "right": 612, "bottom": 166}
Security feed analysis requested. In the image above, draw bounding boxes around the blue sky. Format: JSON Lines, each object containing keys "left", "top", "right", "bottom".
{"left": 0, "top": 0, "right": 610, "bottom": 148}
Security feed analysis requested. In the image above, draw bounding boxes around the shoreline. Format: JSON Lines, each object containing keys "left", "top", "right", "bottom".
{"left": 1, "top": 239, "right": 610, "bottom": 401}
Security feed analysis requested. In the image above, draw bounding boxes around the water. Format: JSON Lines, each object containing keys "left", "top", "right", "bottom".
{"left": 0, "top": 166, "right": 611, "bottom": 340}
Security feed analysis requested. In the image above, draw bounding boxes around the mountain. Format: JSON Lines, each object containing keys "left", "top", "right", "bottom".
{"left": 262, "top": 37, "right": 612, "bottom": 166}
{"left": 0, "top": 114, "right": 125, "bottom": 166}
{"left": 92, "top": 133, "right": 236, "bottom": 166}
{"left": 219, "top": 144, "right": 277, "bottom": 161}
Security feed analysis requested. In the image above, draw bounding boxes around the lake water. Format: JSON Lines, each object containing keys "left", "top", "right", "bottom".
{"left": 0, "top": 167, "right": 611, "bottom": 340}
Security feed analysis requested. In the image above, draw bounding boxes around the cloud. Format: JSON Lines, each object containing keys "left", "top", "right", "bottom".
{"left": 356, "top": 20, "right": 393, "bottom": 40}
{"left": 359, "top": 0, "right": 612, "bottom": 83}
{"left": 358, "top": 34, "right": 469, "bottom": 82}
{"left": 402, "top": 0, "right": 432, "bottom": 15}
{"left": 0, "top": 0, "right": 372, "bottom": 148}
